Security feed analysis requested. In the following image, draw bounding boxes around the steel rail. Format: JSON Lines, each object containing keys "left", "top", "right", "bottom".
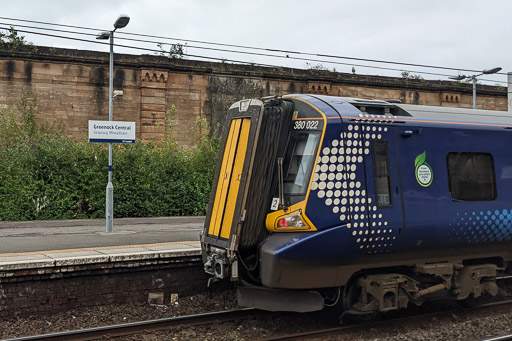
{"left": 4, "top": 308, "right": 256, "bottom": 341}
{"left": 481, "top": 334, "right": 512, "bottom": 341}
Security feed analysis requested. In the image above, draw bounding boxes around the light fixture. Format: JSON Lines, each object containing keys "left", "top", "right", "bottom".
{"left": 114, "top": 15, "right": 130, "bottom": 29}
{"left": 96, "top": 31, "right": 110, "bottom": 40}
{"left": 449, "top": 67, "right": 502, "bottom": 109}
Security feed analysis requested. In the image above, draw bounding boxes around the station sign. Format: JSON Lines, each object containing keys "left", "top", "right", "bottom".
{"left": 88, "top": 120, "right": 136, "bottom": 143}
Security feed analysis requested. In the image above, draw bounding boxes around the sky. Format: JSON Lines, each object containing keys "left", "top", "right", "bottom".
{"left": 1, "top": 0, "right": 511, "bottom": 86}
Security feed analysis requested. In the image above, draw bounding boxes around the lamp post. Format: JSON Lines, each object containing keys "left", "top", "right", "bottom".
{"left": 450, "top": 67, "right": 502, "bottom": 109}
{"left": 96, "top": 15, "right": 130, "bottom": 233}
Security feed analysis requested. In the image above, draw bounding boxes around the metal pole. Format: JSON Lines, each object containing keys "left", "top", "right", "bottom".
{"left": 472, "top": 76, "right": 476, "bottom": 109}
{"left": 508, "top": 72, "right": 512, "bottom": 112}
{"left": 106, "top": 30, "right": 114, "bottom": 233}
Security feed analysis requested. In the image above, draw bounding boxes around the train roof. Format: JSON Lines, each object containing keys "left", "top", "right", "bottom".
{"left": 394, "top": 103, "right": 512, "bottom": 125}
{"left": 287, "top": 94, "right": 512, "bottom": 127}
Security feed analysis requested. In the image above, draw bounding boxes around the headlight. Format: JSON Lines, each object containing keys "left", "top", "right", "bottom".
{"left": 276, "top": 210, "right": 309, "bottom": 229}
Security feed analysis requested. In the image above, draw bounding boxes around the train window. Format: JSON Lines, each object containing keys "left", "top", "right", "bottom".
{"left": 372, "top": 140, "right": 392, "bottom": 207}
{"left": 447, "top": 152, "right": 497, "bottom": 201}
{"left": 283, "top": 132, "right": 320, "bottom": 199}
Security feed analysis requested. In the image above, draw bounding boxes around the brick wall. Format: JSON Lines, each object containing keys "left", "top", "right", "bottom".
{"left": 0, "top": 46, "right": 508, "bottom": 146}
{"left": 0, "top": 256, "right": 209, "bottom": 318}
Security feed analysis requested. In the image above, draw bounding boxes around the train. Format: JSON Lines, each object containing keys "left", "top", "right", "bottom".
{"left": 200, "top": 94, "right": 512, "bottom": 319}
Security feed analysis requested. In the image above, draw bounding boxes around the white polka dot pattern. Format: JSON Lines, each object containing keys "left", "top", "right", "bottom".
{"left": 310, "top": 123, "right": 395, "bottom": 254}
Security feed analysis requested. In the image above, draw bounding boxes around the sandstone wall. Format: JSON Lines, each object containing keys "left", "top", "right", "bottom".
{"left": 0, "top": 46, "right": 507, "bottom": 146}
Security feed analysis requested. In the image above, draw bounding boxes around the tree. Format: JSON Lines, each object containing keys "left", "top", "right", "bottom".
{"left": 305, "top": 62, "right": 329, "bottom": 71}
{"left": 401, "top": 71, "right": 423, "bottom": 80}
{"left": 157, "top": 42, "right": 186, "bottom": 59}
{"left": 0, "top": 26, "right": 37, "bottom": 52}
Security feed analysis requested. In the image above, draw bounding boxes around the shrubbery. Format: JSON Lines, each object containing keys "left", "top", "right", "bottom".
{"left": 0, "top": 94, "right": 219, "bottom": 221}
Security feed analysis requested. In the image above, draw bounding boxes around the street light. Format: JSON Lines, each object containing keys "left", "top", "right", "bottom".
{"left": 449, "top": 67, "right": 502, "bottom": 109}
{"left": 96, "top": 14, "right": 130, "bottom": 233}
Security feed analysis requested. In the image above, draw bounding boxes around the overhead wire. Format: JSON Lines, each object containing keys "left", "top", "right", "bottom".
{"left": 0, "top": 24, "right": 275, "bottom": 66}
{"left": 0, "top": 16, "right": 102, "bottom": 33}
{"left": 0, "top": 17, "right": 507, "bottom": 85}
{"left": 0, "top": 21, "right": 458, "bottom": 78}
{"left": 0, "top": 16, "right": 496, "bottom": 76}
{"left": 1, "top": 15, "right": 507, "bottom": 76}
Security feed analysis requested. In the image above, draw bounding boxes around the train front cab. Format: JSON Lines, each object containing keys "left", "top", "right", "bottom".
{"left": 201, "top": 96, "right": 301, "bottom": 279}
{"left": 201, "top": 95, "right": 333, "bottom": 311}
{"left": 202, "top": 94, "right": 410, "bottom": 312}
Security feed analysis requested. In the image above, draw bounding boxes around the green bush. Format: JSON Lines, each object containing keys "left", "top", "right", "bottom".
{"left": 0, "top": 94, "right": 219, "bottom": 221}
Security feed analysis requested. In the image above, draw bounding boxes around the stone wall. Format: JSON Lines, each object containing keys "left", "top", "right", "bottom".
{"left": 0, "top": 45, "right": 508, "bottom": 146}
{"left": 0, "top": 254, "right": 207, "bottom": 318}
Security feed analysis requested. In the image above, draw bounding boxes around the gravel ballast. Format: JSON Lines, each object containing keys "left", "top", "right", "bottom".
{"left": 1, "top": 289, "right": 512, "bottom": 340}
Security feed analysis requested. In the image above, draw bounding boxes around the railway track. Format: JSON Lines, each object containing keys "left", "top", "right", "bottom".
{"left": 8, "top": 298, "right": 512, "bottom": 341}
{"left": 257, "top": 299, "right": 512, "bottom": 341}
{"left": 6, "top": 275, "right": 512, "bottom": 341}
{"left": 3, "top": 308, "right": 256, "bottom": 341}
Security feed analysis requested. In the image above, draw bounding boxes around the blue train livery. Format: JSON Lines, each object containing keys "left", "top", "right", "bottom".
{"left": 201, "top": 94, "right": 512, "bottom": 318}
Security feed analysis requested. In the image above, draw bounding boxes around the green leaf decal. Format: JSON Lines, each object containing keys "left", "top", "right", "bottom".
{"left": 415, "top": 151, "right": 426, "bottom": 168}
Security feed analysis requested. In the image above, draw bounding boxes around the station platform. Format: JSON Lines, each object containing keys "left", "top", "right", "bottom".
{"left": 0, "top": 216, "right": 204, "bottom": 270}
{"left": 0, "top": 217, "right": 211, "bottom": 318}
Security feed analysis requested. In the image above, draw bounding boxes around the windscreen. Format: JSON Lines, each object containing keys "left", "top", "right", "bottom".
{"left": 283, "top": 131, "right": 321, "bottom": 203}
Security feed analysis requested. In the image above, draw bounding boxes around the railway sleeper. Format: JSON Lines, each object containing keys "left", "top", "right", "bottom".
{"left": 344, "top": 263, "right": 499, "bottom": 316}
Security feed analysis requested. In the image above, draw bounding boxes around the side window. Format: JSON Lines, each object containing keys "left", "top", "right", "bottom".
{"left": 372, "top": 140, "right": 392, "bottom": 207}
{"left": 447, "top": 152, "right": 497, "bottom": 201}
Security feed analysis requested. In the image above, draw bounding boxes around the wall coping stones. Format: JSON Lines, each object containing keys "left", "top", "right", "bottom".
{"left": 0, "top": 243, "right": 201, "bottom": 274}
{"left": 0, "top": 254, "right": 54, "bottom": 271}
{"left": 0, "top": 45, "right": 507, "bottom": 97}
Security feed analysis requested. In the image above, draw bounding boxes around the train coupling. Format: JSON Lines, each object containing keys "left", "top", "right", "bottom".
{"left": 204, "top": 246, "right": 238, "bottom": 282}
{"left": 204, "top": 247, "right": 228, "bottom": 279}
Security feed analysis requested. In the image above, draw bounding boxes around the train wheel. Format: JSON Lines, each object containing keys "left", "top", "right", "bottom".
{"left": 340, "top": 275, "right": 380, "bottom": 323}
